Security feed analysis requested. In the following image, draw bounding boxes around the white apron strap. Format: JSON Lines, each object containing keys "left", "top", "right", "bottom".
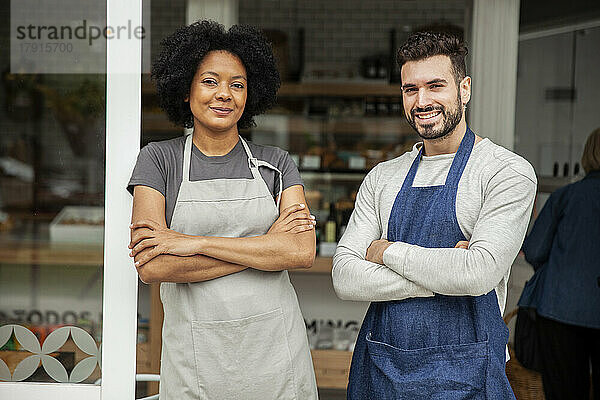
{"left": 255, "top": 159, "right": 283, "bottom": 210}
{"left": 239, "top": 136, "right": 283, "bottom": 210}
{"left": 182, "top": 133, "right": 193, "bottom": 183}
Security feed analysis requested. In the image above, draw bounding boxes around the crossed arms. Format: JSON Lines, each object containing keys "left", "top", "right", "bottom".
{"left": 129, "top": 184, "right": 316, "bottom": 284}
{"left": 332, "top": 164, "right": 537, "bottom": 302}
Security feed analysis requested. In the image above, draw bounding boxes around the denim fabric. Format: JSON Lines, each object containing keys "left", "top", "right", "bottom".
{"left": 518, "top": 171, "right": 600, "bottom": 329}
{"left": 347, "top": 128, "right": 515, "bottom": 399}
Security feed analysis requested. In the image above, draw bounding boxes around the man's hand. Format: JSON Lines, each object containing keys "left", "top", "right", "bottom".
{"left": 129, "top": 220, "right": 202, "bottom": 266}
{"left": 455, "top": 241, "right": 469, "bottom": 249}
{"left": 366, "top": 239, "right": 393, "bottom": 265}
{"left": 267, "top": 203, "right": 316, "bottom": 234}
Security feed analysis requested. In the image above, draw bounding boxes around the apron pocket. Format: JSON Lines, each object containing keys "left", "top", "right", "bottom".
{"left": 191, "top": 308, "right": 297, "bottom": 400}
{"left": 366, "top": 332, "right": 488, "bottom": 399}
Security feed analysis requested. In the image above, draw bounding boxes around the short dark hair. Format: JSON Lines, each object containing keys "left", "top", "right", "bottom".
{"left": 151, "top": 20, "right": 280, "bottom": 130}
{"left": 397, "top": 31, "right": 468, "bottom": 84}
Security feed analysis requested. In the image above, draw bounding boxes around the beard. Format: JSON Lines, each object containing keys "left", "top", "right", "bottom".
{"left": 406, "top": 91, "right": 463, "bottom": 141}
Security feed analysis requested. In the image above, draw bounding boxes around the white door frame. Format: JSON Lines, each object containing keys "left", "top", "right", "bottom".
{"left": 101, "top": 0, "right": 143, "bottom": 398}
{"left": 0, "top": 0, "right": 142, "bottom": 398}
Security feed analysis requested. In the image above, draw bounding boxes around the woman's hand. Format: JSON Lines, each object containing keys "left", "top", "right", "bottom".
{"left": 455, "top": 241, "right": 469, "bottom": 249}
{"left": 129, "top": 220, "right": 202, "bottom": 266}
{"left": 267, "top": 203, "right": 316, "bottom": 234}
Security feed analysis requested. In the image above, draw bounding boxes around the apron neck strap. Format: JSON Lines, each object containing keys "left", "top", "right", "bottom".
{"left": 445, "top": 127, "right": 475, "bottom": 188}
{"left": 403, "top": 127, "right": 475, "bottom": 189}
{"left": 182, "top": 133, "right": 193, "bottom": 183}
{"left": 239, "top": 136, "right": 262, "bottom": 180}
{"left": 254, "top": 159, "right": 283, "bottom": 210}
{"left": 239, "top": 135, "right": 255, "bottom": 160}
{"left": 240, "top": 136, "right": 283, "bottom": 210}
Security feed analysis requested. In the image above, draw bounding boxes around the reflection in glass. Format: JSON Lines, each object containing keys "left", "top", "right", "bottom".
{"left": 0, "top": 2, "right": 106, "bottom": 384}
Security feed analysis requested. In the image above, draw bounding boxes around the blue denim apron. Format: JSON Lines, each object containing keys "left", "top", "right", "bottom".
{"left": 347, "top": 128, "right": 514, "bottom": 399}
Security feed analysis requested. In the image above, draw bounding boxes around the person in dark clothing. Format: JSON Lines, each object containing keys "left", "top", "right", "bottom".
{"left": 519, "top": 127, "right": 600, "bottom": 400}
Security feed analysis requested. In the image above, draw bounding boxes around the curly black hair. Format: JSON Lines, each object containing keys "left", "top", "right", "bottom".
{"left": 151, "top": 20, "right": 280, "bottom": 130}
{"left": 397, "top": 31, "right": 468, "bottom": 85}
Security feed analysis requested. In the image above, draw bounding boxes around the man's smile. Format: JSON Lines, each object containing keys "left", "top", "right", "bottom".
{"left": 414, "top": 110, "right": 442, "bottom": 122}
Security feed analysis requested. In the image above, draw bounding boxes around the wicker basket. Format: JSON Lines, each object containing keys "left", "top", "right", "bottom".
{"left": 504, "top": 308, "right": 545, "bottom": 399}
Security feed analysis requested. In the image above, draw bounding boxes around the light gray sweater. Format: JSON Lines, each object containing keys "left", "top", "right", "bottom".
{"left": 332, "top": 138, "right": 537, "bottom": 315}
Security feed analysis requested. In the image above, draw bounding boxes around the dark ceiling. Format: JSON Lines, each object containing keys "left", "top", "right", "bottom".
{"left": 520, "top": 0, "right": 600, "bottom": 31}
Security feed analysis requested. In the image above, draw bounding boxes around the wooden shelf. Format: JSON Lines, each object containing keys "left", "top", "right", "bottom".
{"left": 279, "top": 114, "right": 413, "bottom": 136}
{"left": 0, "top": 244, "right": 332, "bottom": 273}
{"left": 300, "top": 171, "right": 367, "bottom": 180}
{"left": 290, "top": 256, "right": 332, "bottom": 274}
{"left": 142, "top": 108, "right": 412, "bottom": 136}
{"left": 136, "top": 342, "right": 153, "bottom": 374}
{"left": 142, "top": 80, "right": 402, "bottom": 98}
{"left": 0, "top": 242, "right": 103, "bottom": 266}
{"left": 311, "top": 349, "right": 352, "bottom": 389}
{"left": 278, "top": 82, "right": 402, "bottom": 97}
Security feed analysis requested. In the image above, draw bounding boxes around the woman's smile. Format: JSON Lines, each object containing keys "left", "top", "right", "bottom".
{"left": 209, "top": 105, "right": 234, "bottom": 116}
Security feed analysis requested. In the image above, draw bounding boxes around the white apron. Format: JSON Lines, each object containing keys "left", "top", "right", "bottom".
{"left": 159, "top": 134, "right": 318, "bottom": 400}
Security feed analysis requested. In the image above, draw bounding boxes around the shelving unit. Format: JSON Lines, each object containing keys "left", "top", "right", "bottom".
{"left": 141, "top": 80, "right": 411, "bottom": 131}
{"left": 0, "top": 242, "right": 333, "bottom": 273}
{"left": 282, "top": 81, "right": 402, "bottom": 97}
{"left": 301, "top": 171, "right": 366, "bottom": 180}
{"left": 141, "top": 80, "right": 402, "bottom": 98}
{"left": 0, "top": 242, "right": 103, "bottom": 266}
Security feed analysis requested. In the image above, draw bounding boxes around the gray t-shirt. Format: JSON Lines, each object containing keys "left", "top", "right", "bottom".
{"left": 128, "top": 135, "right": 303, "bottom": 227}
{"left": 332, "top": 137, "right": 537, "bottom": 317}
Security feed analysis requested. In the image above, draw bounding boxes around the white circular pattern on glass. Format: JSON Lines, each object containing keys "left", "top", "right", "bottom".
{"left": 0, "top": 324, "right": 101, "bottom": 383}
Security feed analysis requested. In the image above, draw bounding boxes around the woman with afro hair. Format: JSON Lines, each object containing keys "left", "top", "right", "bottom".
{"left": 127, "top": 20, "right": 318, "bottom": 399}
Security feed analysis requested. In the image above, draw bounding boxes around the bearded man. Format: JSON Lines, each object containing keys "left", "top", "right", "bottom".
{"left": 332, "top": 31, "right": 536, "bottom": 399}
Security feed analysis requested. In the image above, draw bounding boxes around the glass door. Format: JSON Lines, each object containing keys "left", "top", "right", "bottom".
{"left": 0, "top": 0, "right": 143, "bottom": 398}
{"left": 570, "top": 26, "right": 600, "bottom": 170}
{"left": 515, "top": 24, "right": 600, "bottom": 179}
{"left": 514, "top": 31, "right": 575, "bottom": 178}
